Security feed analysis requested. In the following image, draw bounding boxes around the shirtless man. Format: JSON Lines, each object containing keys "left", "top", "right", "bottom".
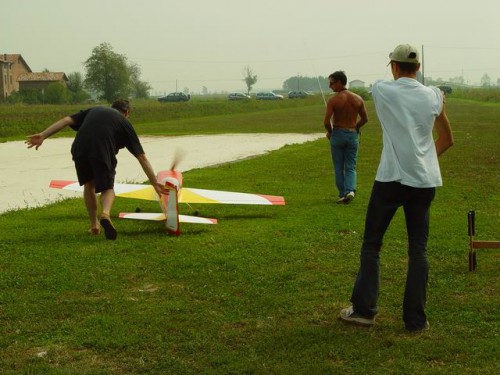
{"left": 323, "top": 71, "right": 368, "bottom": 204}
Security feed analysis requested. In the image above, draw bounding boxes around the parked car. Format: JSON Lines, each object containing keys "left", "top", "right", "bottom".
{"left": 256, "top": 92, "right": 284, "bottom": 100}
{"left": 288, "top": 90, "right": 311, "bottom": 99}
{"left": 437, "top": 85, "right": 452, "bottom": 94}
{"left": 228, "top": 92, "right": 251, "bottom": 100}
{"left": 158, "top": 92, "right": 190, "bottom": 102}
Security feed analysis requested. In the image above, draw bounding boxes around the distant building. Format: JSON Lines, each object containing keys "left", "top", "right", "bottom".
{"left": 0, "top": 54, "right": 31, "bottom": 100}
{"left": 0, "top": 53, "right": 67, "bottom": 100}
{"left": 349, "top": 80, "right": 365, "bottom": 88}
{"left": 18, "top": 72, "right": 68, "bottom": 91}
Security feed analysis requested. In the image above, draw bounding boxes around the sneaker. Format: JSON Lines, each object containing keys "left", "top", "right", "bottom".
{"left": 339, "top": 306, "right": 375, "bottom": 327}
{"left": 343, "top": 192, "right": 355, "bottom": 204}
{"left": 336, "top": 197, "right": 346, "bottom": 204}
{"left": 406, "top": 320, "right": 430, "bottom": 333}
{"left": 100, "top": 214, "right": 117, "bottom": 240}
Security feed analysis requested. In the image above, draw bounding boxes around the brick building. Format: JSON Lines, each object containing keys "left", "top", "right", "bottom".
{"left": 0, "top": 53, "right": 67, "bottom": 100}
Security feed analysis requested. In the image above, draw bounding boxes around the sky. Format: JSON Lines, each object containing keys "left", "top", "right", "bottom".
{"left": 2, "top": 0, "right": 500, "bottom": 95}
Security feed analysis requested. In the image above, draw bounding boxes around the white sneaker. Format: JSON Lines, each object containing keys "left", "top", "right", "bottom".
{"left": 343, "top": 192, "right": 355, "bottom": 204}
{"left": 339, "top": 306, "right": 375, "bottom": 327}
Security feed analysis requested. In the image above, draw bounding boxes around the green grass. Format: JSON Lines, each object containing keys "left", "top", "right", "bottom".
{"left": 0, "top": 99, "right": 499, "bottom": 374}
{"left": 0, "top": 95, "right": 325, "bottom": 141}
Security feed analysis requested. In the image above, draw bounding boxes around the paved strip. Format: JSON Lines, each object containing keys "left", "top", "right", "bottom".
{"left": 0, "top": 133, "right": 323, "bottom": 213}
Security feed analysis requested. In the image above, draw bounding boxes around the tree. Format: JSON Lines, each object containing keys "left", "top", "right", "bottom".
{"left": 282, "top": 75, "right": 329, "bottom": 93}
{"left": 243, "top": 66, "right": 257, "bottom": 94}
{"left": 67, "top": 72, "right": 85, "bottom": 93}
{"left": 449, "top": 76, "right": 465, "bottom": 86}
{"left": 44, "top": 82, "right": 69, "bottom": 104}
{"left": 128, "top": 63, "right": 151, "bottom": 99}
{"left": 130, "top": 79, "right": 152, "bottom": 99}
{"left": 480, "top": 73, "right": 492, "bottom": 87}
{"left": 66, "top": 72, "right": 90, "bottom": 103}
{"left": 84, "top": 43, "right": 132, "bottom": 102}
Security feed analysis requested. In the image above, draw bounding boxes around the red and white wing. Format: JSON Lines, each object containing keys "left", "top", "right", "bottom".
{"left": 119, "top": 212, "right": 165, "bottom": 221}
{"left": 50, "top": 180, "right": 157, "bottom": 201}
{"left": 179, "top": 215, "right": 218, "bottom": 224}
{"left": 50, "top": 180, "right": 84, "bottom": 192}
{"left": 179, "top": 188, "right": 285, "bottom": 205}
{"left": 119, "top": 212, "right": 217, "bottom": 224}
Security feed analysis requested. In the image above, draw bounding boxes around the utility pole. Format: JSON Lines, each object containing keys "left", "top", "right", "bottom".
{"left": 421, "top": 45, "right": 425, "bottom": 85}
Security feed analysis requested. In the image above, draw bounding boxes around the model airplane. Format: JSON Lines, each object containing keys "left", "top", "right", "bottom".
{"left": 50, "top": 169, "right": 285, "bottom": 236}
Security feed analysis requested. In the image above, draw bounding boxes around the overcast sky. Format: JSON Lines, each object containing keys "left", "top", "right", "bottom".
{"left": 3, "top": 0, "right": 500, "bottom": 94}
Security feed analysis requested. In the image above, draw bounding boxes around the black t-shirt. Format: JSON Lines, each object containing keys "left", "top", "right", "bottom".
{"left": 69, "top": 106, "right": 144, "bottom": 170}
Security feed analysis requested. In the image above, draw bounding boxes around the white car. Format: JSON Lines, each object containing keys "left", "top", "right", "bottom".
{"left": 228, "top": 92, "right": 250, "bottom": 100}
{"left": 256, "top": 92, "right": 284, "bottom": 100}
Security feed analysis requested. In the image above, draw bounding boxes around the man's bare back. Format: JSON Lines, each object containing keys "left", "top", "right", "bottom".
{"left": 328, "top": 90, "right": 366, "bottom": 129}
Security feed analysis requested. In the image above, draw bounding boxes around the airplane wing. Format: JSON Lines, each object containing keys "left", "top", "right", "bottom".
{"left": 50, "top": 180, "right": 84, "bottom": 192}
{"left": 50, "top": 180, "right": 157, "bottom": 201}
{"left": 50, "top": 181, "right": 285, "bottom": 205}
{"left": 179, "top": 187, "right": 285, "bottom": 205}
{"left": 119, "top": 212, "right": 217, "bottom": 224}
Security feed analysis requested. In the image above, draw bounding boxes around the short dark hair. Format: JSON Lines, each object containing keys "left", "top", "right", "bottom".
{"left": 329, "top": 71, "right": 347, "bottom": 85}
{"left": 391, "top": 61, "right": 420, "bottom": 74}
{"left": 111, "top": 99, "right": 130, "bottom": 114}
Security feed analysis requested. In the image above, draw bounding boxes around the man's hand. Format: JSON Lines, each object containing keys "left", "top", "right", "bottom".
{"left": 25, "top": 133, "right": 44, "bottom": 150}
{"left": 153, "top": 182, "right": 170, "bottom": 196}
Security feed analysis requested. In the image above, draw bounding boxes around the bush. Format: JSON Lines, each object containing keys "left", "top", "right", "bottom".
{"left": 45, "top": 83, "right": 69, "bottom": 104}
{"left": 452, "top": 87, "right": 500, "bottom": 102}
{"left": 350, "top": 87, "right": 371, "bottom": 100}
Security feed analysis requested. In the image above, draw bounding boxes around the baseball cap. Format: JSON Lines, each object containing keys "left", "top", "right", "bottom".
{"left": 389, "top": 44, "right": 420, "bottom": 64}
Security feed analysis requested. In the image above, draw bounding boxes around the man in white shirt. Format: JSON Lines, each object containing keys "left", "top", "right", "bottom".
{"left": 339, "top": 44, "right": 454, "bottom": 332}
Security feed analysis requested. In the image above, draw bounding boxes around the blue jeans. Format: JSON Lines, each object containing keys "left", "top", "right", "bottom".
{"left": 350, "top": 181, "right": 435, "bottom": 330}
{"left": 330, "top": 129, "right": 358, "bottom": 198}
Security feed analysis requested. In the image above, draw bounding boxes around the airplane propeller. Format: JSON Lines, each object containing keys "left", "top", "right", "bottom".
{"left": 170, "top": 148, "right": 185, "bottom": 171}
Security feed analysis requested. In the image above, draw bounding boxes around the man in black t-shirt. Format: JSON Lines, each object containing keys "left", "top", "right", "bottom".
{"left": 26, "top": 99, "right": 168, "bottom": 240}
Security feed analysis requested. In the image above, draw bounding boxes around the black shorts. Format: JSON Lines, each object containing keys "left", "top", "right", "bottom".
{"left": 74, "top": 158, "right": 116, "bottom": 193}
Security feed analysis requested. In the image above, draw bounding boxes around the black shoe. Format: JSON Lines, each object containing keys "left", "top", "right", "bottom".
{"left": 100, "top": 215, "right": 117, "bottom": 240}
{"left": 339, "top": 306, "right": 375, "bottom": 327}
{"left": 406, "top": 321, "right": 430, "bottom": 333}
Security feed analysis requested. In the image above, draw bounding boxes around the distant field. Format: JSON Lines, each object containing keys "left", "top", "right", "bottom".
{"left": 0, "top": 95, "right": 324, "bottom": 141}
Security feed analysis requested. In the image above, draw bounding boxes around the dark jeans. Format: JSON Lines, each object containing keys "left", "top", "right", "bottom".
{"left": 350, "top": 181, "right": 435, "bottom": 330}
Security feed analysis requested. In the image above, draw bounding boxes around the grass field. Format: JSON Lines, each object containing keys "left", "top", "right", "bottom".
{"left": 0, "top": 98, "right": 498, "bottom": 374}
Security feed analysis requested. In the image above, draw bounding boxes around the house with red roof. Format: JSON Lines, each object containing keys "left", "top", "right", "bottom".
{"left": 0, "top": 54, "right": 68, "bottom": 100}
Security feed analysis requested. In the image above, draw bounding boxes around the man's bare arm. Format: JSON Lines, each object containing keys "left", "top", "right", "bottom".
{"left": 434, "top": 103, "right": 454, "bottom": 156}
{"left": 26, "top": 116, "right": 75, "bottom": 150}
{"left": 356, "top": 102, "right": 368, "bottom": 131}
{"left": 136, "top": 153, "right": 169, "bottom": 196}
{"left": 323, "top": 99, "right": 334, "bottom": 137}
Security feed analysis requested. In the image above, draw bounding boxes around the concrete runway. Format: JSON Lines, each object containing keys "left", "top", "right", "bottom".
{"left": 0, "top": 133, "right": 323, "bottom": 213}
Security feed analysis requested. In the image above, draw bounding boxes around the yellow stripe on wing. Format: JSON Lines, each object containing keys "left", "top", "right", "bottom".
{"left": 114, "top": 184, "right": 158, "bottom": 201}
{"left": 179, "top": 188, "right": 220, "bottom": 204}
{"left": 179, "top": 187, "right": 283, "bottom": 205}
